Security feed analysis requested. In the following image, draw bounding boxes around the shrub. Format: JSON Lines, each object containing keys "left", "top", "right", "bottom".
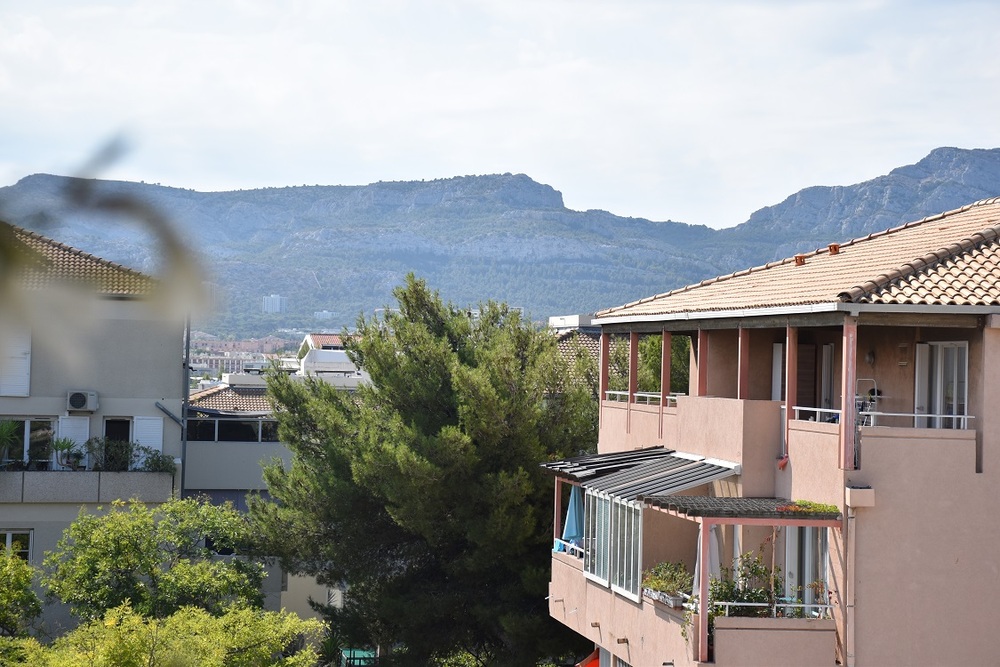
{"left": 642, "top": 561, "right": 693, "bottom": 596}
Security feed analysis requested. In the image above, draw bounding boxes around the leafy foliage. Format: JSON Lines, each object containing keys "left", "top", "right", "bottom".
{"left": 709, "top": 550, "right": 782, "bottom": 619}
{"left": 0, "top": 548, "right": 41, "bottom": 637}
{"left": 43, "top": 498, "right": 265, "bottom": 621}
{"left": 0, "top": 604, "right": 322, "bottom": 666}
{"left": 607, "top": 334, "right": 691, "bottom": 395}
{"left": 251, "top": 275, "right": 594, "bottom": 665}
{"left": 642, "top": 560, "right": 693, "bottom": 596}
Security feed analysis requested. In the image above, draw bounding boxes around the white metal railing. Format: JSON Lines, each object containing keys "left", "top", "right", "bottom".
{"left": 683, "top": 596, "right": 833, "bottom": 619}
{"left": 860, "top": 411, "right": 975, "bottom": 429}
{"left": 713, "top": 599, "right": 833, "bottom": 619}
{"left": 552, "top": 538, "right": 585, "bottom": 559}
{"left": 603, "top": 391, "right": 685, "bottom": 406}
{"left": 634, "top": 392, "right": 661, "bottom": 405}
{"left": 791, "top": 406, "right": 842, "bottom": 422}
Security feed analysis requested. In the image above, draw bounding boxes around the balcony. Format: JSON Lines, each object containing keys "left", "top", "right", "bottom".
{"left": 550, "top": 551, "right": 837, "bottom": 666}
{"left": 0, "top": 471, "right": 174, "bottom": 504}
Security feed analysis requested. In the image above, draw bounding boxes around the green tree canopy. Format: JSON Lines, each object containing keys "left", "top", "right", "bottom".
{"left": 0, "top": 604, "right": 322, "bottom": 667}
{"left": 0, "top": 548, "right": 41, "bottom": 637}
{"left": 251, "top": 275, "right": 594, "bottom": 665}
{"left": 43, "top": 497, "right": 266, "bottom": 621}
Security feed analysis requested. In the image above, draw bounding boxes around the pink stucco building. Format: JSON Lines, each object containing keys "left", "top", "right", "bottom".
{"left": 545, "top": 198, "right": 1000, "bottom": 666}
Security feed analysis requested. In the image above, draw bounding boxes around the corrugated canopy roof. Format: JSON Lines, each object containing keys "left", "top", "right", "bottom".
{"left": 597, "top": 197, "right": 1000, "bottom": 320}
{"left": 541, "top": 447, "right": 740, "bottom": 501}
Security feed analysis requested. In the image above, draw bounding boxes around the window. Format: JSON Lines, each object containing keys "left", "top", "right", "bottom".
{"left": 105, "top": 418, "right": 131, "bottom": 442}
{"left": 583, "top": 489, "right": 642, "bottom": 600}
{"left": 915, "top": 342, "right": 969, "bottom": 428}
{"left": 784, "top": 526, "right": 828, "bottom": 613}
{"left": 187, "top": 418, "right": 279, "bottom": 443}
{"left": 598, "top": 649, "right": 632, "bottom": 667}
{"left": 0, "top": 418, "right": 53, "bottom": 468}
{"left": 2, "top": 531, "right": 31, "bottom": 560}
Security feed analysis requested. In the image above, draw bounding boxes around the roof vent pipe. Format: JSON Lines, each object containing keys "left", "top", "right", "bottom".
{"left": 829, "top": 243, "right": 841, "bottom": 255}
{"left": 794, "top": 254, "right": 806, "bottom": 266}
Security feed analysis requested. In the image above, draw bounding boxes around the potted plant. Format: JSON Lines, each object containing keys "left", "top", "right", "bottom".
{"left": 52, "top": 438, "right": 84, "bottom": 470}
{"left": 0, "top": 420, "right": 21, "bottom": 470}
{"left": 642, "top": 561, "right": 693, "bottom": 607}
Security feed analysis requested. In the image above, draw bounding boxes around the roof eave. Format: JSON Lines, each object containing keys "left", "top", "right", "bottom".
{"left": 594, "top": 301, "right": 1000, "bottom": 326}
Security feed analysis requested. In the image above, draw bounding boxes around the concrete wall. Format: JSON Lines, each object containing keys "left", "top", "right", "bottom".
{"left": 714, "top": 616, "right": 836, "bottom": 667}
{"left": 846, "top": 425, "right": 990, "bottom": 666}
{"left": 778, "top": 421, "right": 843, "bottom": 506}
{"left": 185, "top": 441, "right": 291, "bottom": 490}
{"left": 0, "top": 471, "right": 173, "bottom": 503}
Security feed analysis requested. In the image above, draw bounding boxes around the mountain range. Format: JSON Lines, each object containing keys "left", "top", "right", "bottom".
{"left": 1, "top": 146, "right": 998, "bottom": 338}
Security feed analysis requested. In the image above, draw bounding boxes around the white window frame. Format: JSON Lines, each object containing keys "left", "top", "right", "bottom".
{"left": 914, "top": 341, "right": 969, "bottom": 429}
{"left": 583, "top": 489, "right": 642, "bottom": 601}
{"left": 0, "top": 417, "right": 54, "bottom": 466}
{"left": 1, "top": 530, "right": 32, "bottom": 560}
{"left": 784, "top": 526, "right": 829, "bottom": 610}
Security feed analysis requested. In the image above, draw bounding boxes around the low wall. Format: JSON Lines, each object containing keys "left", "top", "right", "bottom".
{"left": 714, "top": 616, "right": 837, "bottom": 666}
{"left": 0, "top": 471, "right": 173, "bottom": 504}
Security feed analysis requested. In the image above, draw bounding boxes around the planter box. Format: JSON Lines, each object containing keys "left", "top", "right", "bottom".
{"left": 642, "top": 587, "right": 685, "bottom": 608}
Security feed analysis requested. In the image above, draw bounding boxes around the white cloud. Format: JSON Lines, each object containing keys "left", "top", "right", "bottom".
{"left": 2, "top": 0, "right": 1000, "bottom": 226}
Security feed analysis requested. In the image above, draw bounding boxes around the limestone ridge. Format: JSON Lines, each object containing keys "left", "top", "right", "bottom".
{"left": 1, "top": 148, "right": 999, "bottom": 337}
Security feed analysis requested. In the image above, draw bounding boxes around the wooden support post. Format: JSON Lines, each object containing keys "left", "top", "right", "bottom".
{"left": 785, "top": 326, "right": 798, "bottom": 443}
{"left": 696, "top": 330, "right": 710, "bottom": 397}
{"left": 661, "top": 330, "right": 672, "bottom": 401}
{"left": 553, "top": 478, "right": 562, "bottom": 543}
{"left": 699, "top": 520, "right": 711, "bottom": 663}
{"left": 738, "top": 327, "right": 751, "bottom": 399}
{"left": 840, "top": 317, "right": 858, "bottom": 470}
{"left": 628, "top": 332, "right": 639, "bottom": 401}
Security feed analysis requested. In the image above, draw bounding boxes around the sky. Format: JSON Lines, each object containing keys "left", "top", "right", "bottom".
{"left": 2, "top": 0, "right": 1000, "bottom": 230}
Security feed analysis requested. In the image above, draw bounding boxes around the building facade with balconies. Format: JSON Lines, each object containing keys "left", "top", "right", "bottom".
{"left": 0, "top": 224, "right": 185, "bottom": 633}
{"left": 545, "top": 198, "right": 1000, "bottom": 666}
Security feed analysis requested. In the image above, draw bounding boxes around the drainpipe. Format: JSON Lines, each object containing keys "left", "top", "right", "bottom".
{"left": 846, "top": 507, "right": 857, "bottom": 667}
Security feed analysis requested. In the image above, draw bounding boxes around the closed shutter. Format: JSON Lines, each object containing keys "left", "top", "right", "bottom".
{"left": 0, "top": 328, "right": 30, "bottom": 396}
{"left": 133, "top": 417, "right": 163, "bottom": 452}
{"left": 58, "top": 416, "right": 90, "bottom": 444}
{"left": 58, "top": 416, "right": 90, "bottom": 470}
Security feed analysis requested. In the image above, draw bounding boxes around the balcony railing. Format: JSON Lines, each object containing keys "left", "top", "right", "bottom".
{"left": 187, "top": 418, "right": 280, "bottom": 443}
{"left": 603, "top": 391, "right": 682, "bottom": 407}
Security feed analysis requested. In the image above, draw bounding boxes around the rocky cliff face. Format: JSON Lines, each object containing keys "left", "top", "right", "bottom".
{"left": 2, "top": 147, "right": 999, "bottom": 337}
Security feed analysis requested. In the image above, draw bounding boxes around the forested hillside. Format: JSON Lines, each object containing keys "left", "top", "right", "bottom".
{"left": 1, "top": 147, "right": 997, "bottom": 338}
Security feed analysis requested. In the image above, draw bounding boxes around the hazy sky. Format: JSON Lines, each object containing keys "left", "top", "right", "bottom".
{"left": 3, "top": 0, "right": 999, "bottom": 229}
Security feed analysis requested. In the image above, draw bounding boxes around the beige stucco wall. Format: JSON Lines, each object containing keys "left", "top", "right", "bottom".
{"left": 846, "top": 425, "right": 990, "bottom": 666}
{"left": 281, "top": 574, "right": 332, "bottom": 620}
{"left": 184, "top": 441, "right": 291, "bottom": 490}
{"left": 778, "top": 421, "right": 843, "bottom": 506}
{"left": 714, "top": 616, "right": 836, "bottom": 666}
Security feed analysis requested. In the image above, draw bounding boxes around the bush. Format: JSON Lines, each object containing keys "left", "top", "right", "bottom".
{"left": 136, "top": 446, "right": 177, "bottom": 474}
{"left": 85, "top": 437, "right": 138, "bottom": 471}
{"left": 642, "top": 561, "right": 693, "bottom": 596}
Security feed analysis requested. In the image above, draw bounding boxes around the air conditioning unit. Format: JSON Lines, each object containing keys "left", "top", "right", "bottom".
{"left": 67, "top": 390, "right": 99, "bottom": 412}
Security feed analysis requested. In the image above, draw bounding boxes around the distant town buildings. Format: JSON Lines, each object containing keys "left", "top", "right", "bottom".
{"left": 262, "top": 293, "right": 287, "bottom": 314}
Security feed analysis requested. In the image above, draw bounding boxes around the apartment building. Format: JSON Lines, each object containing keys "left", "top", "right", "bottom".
{"left": 0, "top": 224, "right": 185, "bottom": 633}
{"left": 545, "top": 198, "right": 1000, "bottom": 666}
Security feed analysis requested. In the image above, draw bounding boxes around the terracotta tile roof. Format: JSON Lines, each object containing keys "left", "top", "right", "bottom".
{"left": 556, "top": 330, "right": 600, "bottom": 361}
{"left": 189, "top": 385, "right": 273, "bottom": 413}
{"left": 597, "top": 197, "right": 1000, "bottom": 319}
{"left": 4, "top": 222, "right": 157, "bottom": 296}
{"left": 306, "top": 333, "right": 345, "bottom": 349}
